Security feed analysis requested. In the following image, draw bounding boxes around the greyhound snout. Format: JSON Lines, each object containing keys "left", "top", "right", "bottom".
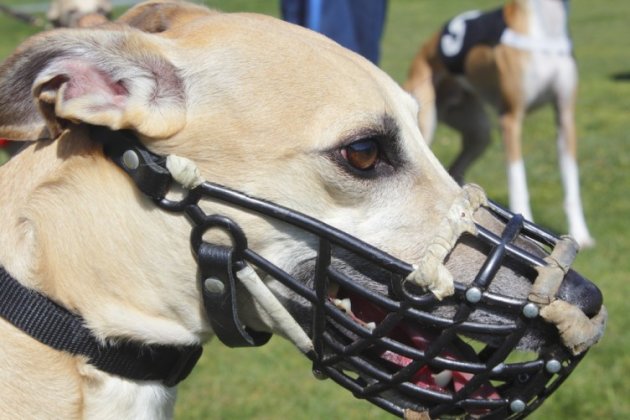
{"left": 557, "top": 269, "right": 603, "bottom": 318}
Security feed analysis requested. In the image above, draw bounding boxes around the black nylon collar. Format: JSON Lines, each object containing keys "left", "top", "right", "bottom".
{"left": 0, "top": 266, "right": 202, "bottom": 387}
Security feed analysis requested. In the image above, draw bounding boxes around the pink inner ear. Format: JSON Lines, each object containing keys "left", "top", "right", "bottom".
{"left": 34, "top": 53, "right": 185, "bottom": 138}
{"left": 60, "top": 59, "right": 128, "bottom": 106}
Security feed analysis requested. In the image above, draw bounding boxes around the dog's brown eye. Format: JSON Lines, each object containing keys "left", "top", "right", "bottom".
{"left": 342, "top": 139, "right": 379, "bottom": 171}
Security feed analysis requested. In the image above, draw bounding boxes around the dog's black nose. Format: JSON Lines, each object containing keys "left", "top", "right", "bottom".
{"left": 556, "top": 269, "right": 603, "bottom": 318}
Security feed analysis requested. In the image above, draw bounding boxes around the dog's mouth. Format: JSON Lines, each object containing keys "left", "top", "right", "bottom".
{"left": 185, "top": 183, "right": 604, "bottom": 418}
{"left": 313, "top": 271, "right": 576, "bottom": 418}
{"left": 296, "top": 206, "right": 604, "bottom": 418}
{"left": 329, "top": 287, "right": 500, "bottom": 401}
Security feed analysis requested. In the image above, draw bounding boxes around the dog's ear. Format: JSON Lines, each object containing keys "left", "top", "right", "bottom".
{"left": 117, "top": 0, "right": 216, "bottom": 33}
{"left": 0, "top": 28, "right": 186, "bottom": 141}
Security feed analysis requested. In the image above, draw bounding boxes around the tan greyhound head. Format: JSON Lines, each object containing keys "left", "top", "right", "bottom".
{"left": 0, "top": 1, "right": 605, "bottom": 418}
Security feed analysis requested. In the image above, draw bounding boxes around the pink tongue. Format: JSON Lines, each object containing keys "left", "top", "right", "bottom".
{"left": 346, "top": 292, "right": 499, "bottom": 398}
{"left": 381, "top": 322, "right": 500, "bottom": 399}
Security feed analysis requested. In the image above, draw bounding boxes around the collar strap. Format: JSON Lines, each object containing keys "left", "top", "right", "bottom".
{"left": 500, "top": 28, "right": 573, "bottom": 55}
{"left": 0, "top": 266, "right": 202, "bottom": 387}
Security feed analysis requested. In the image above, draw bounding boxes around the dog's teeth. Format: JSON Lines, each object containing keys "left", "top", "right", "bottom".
{"left": 333, "top": 298, "right": 352, "bottom": 313}
{"left": 340, "top": 298, "right": 351, "bottom": 313}
{"left": 365, "top": 322, "right": 376, "bottom": 331}
{"left": 432, "top": 370, "right": 453, "bottom": 388}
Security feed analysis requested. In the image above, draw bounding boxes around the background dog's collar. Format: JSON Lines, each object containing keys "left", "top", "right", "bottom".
{"left": 500, "top": 28, "right": 573, "bottom": 55}
{"left": 0, "top": 266, "right": 202, "bottom": 387}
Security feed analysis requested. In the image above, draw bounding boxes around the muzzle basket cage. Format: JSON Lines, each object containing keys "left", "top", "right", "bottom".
{"left": 156, "top": 181, "right": 585, "bottom": 419}
{"left": 99, "top": 130, "right": 588, "bottom": 419}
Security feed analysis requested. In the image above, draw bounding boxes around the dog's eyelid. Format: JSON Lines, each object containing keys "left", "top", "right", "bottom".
{"left": 349, "top": 132, "right": 402, "bottom": 168}
{"left": 337, "top": 125, "right": 400, "bottom": 158}
{"left": 327, "top": 132, "right": 402, "bottom": 179}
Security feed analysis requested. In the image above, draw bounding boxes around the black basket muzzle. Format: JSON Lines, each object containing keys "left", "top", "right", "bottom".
{"left": 100, "top": 128, "right": 605, "bottom": 419}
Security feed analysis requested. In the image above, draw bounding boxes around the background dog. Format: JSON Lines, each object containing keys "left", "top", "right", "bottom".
{"left": 0, "top": 1, "right": 605, "bottom": 418}
{"left": 48, "top": 0, "right": 112, "bottom": 28}
{"left": 405, "top": 0, "right": 595, "bottom": 248}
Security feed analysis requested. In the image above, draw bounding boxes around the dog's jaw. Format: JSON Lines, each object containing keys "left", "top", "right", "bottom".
{"left": 0, "top": 132, "right": 208, "bottom": 417}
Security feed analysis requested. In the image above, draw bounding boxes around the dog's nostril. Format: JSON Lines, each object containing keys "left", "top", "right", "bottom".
{"left": 556, "top": 269, "right": 603, "bottom": 318}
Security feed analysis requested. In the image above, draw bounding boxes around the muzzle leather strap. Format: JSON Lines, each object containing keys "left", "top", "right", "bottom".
{"left": 195, "top": 239, "right": 272, "bottom": 347}
{"left": 0, "top": 266, "right": 202, "bottom": 387}
{"left": 94, "top": 128, "right": 173, "bottom": 200}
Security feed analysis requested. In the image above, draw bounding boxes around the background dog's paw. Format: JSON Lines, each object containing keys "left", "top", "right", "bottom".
{"left": 574, "top": 234, "right": 596, "bottom": 250}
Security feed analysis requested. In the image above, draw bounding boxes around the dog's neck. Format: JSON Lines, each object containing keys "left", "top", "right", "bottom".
{"left": 80, "top": 366, "right": 177, "bottom": 420}
{"left": 519, "top": 0, "right": 570, "bottom": 39}
{"left": 0, "top": 133, "right": 208, "bottom": 417}
{"left": 501, "top": 0, "right": 571, "bottom": 54}
{"left": 2, "top": 134, "right": 207, "bottom": 343}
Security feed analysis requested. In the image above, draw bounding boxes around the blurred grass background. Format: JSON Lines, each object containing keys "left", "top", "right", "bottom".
{"left": 1, "top": 0, "right": 628, "bottom": 418}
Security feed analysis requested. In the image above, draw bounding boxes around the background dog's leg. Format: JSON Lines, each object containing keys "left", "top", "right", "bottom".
{"left": 501, "top": 110, "right": 533, "bottom": 220}
{"left": 554, "top": 82, "right": 595, "bottom": 248}
{"left": 440, "top": 88, "right": 491, "bottom": 184}
{"left": 404, "top": 50, "right": 437, "bottom": 144}
{"left": 417, "top": 79, "right": 437, "bottom": 145}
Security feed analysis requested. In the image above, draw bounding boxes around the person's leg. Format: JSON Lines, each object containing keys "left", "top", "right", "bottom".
{"left": 281, "top": 0, "right": 307, "bottom": 26}
{"left": 318, "top": 0, "right": 357, "bottom": 53}
{"left": 287, "top": 0, "right": 387, "bottom": 65}
{"left": 348, "top": 0, "right": 387, "bottom": 64}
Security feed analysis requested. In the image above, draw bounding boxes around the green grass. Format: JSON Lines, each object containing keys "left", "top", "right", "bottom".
{"left": 2, "top": 0, "right": 629, "bottom": 418}
{"left": 0, "top": 7, "right": 41, "bottom": 58}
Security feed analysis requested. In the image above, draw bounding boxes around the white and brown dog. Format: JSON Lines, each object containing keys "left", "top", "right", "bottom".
{"left": 405, "top": 0, "right": 594, "bottom": 248}
{"left": 0, "top": 1, "right": 605, "bottom": 418}
{"left": 47, "top": 0, "right": 112, "bottom": 28}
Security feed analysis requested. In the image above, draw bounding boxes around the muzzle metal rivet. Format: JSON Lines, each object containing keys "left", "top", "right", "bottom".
{"left": 522, "top": 302, "right": 539, "bottom": 319}
{"left": 312, "top": 369, "right": 328, "bottom": 380}
{"left": 510, "top": 399, "right": 526, "bottom": 413}
{"left": 204, "top": 277, "right": 225, "bottom": 295}
{"left": 465, "top": 287, "right": 482, "bottom": 303}
{"left": 546, "top": 359, "right": 562, "bottom": 374}
{"left": 122, "top": 150, "right": 140, "bottom": 170}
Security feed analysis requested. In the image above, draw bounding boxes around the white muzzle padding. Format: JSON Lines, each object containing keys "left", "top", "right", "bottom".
{"left": 236, "top": 265, "right": 314, "bottom": 354}
{"left": 406, "top": 184, "right": 487, "bottom": 300}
